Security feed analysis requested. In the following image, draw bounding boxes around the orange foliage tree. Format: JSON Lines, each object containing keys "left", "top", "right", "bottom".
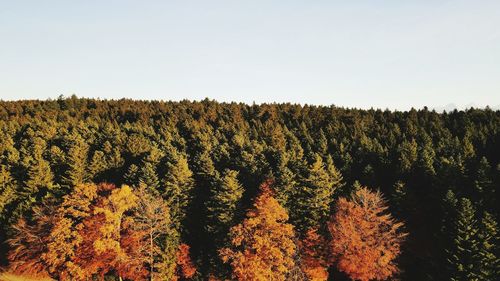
{"left": 297, "top": 228, "right": 330, "bottom": 281}
{"left": 74, "top": 184, "right": 148, "bottom": 280}
{"left": 220, "top": 180, "right": 296, "bottom": 281}
{"left": 328, "top": 186, "right": 406, "bottom": 281}
{"left": 7, "top": 204, "right": 55, "bottom": 278}
{"left": 7, "top": 183, "right": 100, "bottom": 279}
{"left": 173, "top": 243, "right": 197, "bottom": 280}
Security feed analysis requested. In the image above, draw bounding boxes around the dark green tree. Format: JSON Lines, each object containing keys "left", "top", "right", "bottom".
{"left": 292, "top": 154, "right": 340, "bottom": 233}
{"left": 446, "top": 198, "right": 481, "bottom": 281}
{"left": 477, "top": 212, "right": 499, "bottom": 280}
{"left": 205, "top": 169, "right": 244, "bottom": 239}
{"left": 205, "top": 169, "right": 244, "bottom": 277}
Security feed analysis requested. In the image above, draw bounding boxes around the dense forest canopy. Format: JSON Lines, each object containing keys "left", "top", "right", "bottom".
{"left": 0, "top": 96, "right": 498, "bottom": 280}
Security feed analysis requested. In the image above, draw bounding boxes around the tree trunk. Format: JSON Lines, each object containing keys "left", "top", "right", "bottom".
{"left": 150, "top": 232, "right": 154, "bottom": 281}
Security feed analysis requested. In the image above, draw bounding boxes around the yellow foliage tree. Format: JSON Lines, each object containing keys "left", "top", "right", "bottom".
{"left": 220, "top": 181, "right": 296, "bottom": 281}
{"left": 93, "top": 185, "right": 138, "bottom": 257}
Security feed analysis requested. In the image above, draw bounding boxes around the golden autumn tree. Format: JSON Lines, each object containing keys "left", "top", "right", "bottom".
{"left": 297, "top": 228, "right": 330, "bottom": 281}
{"left": 7, "top": 183, "right": 100, "bottom": 279}
{"left": 328, "top": 186, "right": 406, "bottom": 281}
{"left": 74, "top": 184, "right": 148, "bottom": 280}
{"left": 220, "top": 180, "right": 296, "bottom": 281}
{"left": 43, "top": 182, "right": 99, "bottom": 279}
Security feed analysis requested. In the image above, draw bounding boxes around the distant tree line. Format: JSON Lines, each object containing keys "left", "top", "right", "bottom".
{"left": 0, "top": 96, "right": 498, "bottom": 280}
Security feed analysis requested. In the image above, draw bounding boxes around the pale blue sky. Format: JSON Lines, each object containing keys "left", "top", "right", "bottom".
{"left": 1, "top": 0, "right": 499, "bottom": 110}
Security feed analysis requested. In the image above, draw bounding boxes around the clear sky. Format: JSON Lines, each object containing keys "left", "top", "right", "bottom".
{"left": 1, "top": 0, "right": 499, "bottom": 110}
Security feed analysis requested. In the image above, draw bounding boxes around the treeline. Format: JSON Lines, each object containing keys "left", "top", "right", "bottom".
{"left": 0, "top": 96, "right": 498, "bottom": 280}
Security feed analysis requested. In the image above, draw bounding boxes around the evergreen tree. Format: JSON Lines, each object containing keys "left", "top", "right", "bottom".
{"left": 446, "top": 198, "right": 481, "bottom": 281}
{"left": 292, "top": 154, "right": 339, "bottom": 233}
{"left": 62, "top": 132, "right": 89, "bottom": 187}
{"left": 205, "top": 169, "right": 244, "bottom": 240}
{"left": 22, "top": 137, "right": 55, "bottom": 198}
{"left": 88, "top": 150, "right": 107, "bottom": 181}
{"left": 124, "top": 164, "right": 140, "bottom": 186}
{"left": 477, "top": 212, "right": 499, "bottom": 280}
{"left": 205, "top": 169, "right": 244, "bottom": 276}
{"left": 139, "top": 161, "right": 161, "bottom": 192}
{"left": 0, "top": 165, "right": 17, "bottom": 219}
{"left": 391, "top": 180, "right": 408, "bottom": 217}
{"left": 471, "top": 157, "right": 494, "bottom": 210}
{"left": 162, "top": 150, "right": 195, "bottom": 230}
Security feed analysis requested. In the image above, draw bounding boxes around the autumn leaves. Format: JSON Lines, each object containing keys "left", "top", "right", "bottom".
{"left": 329, "top": 187, "right": 406, "bottom": 281}
{"left": 7, "top": 183, "right": 196, "bottom": 280}
{"left": 5, "top": 179, "right": 405, "bottom": 281}
{"left": 221, "top": 182, "right": 406, "bottom": 281}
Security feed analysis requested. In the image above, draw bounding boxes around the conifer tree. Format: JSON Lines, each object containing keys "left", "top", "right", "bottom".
{"left": 88, "top": 150, "right": 107, "bottom": 181}
{"left": 62, "top": 132, "right": 89, "bottom": 187}
{"left": 477, "top": 212, "right": 499, "bottom": 280}
{"left": 293, "top": 154, "right": 339, "bottom": 232}
{"left": 391, "top": 180, "right": 409, "bottom": 217}
{"left": 205, "top": 169, "right": 244, "bottom": 276}
{"left": 397, "top": 139, "right": 418, "bottom": 173}
{"left": 23, "top": 137, "right": 55, "bottom": 196}
{"left": 205, "top": 169, "right": 244, "bottom": 241}
{"left": 471, "top": 157, "right": 494, "bottom": 210}
{"left": 273, "top": 153, "right": 297, "bottom": 206}
{"left": 0, "top": 165, "right": 17, "bottom": 219}
{"left": 139, "top": 161, "right": 161, "bottom": 192}
{"left": 162, "top": 150, "right": 195, "bottom": 230}
{"left": 446, "top": 198, "right": 481, "bottom": 281}
{"left": 124, "top": 164, "right": 140, "bottom": 186}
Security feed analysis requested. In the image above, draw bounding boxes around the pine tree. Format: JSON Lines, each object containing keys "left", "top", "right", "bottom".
{"left": 397, "top": 139, "right": 418, "bottom": 173}
{"left": 21, "top": 137, "right": 55, "bottom": 208}
{"left": 446, "top": 198, "right": 481, "bottom": 281}
{"left": 293, "top": 154, "right": 339, "bottom": 232}
{"left": 206, "top": 169, "right": 244, "bottom": 240}
{"left": 0, "top": 165, "right": 17, "bottom": 219}
{"left": 205, "top": 169, "right": 244, "bottom": 276}
{"left": 391, "top": 180, "right": 410, "bottom": 217}
{"left": 88, "top": 150, "right": 107, "bottom": 181}
{"left": 139, "top": 161, "right": 161, "bottom": 192}
{"left": 162, "top": 150, "right": 195, "bottom": 230}
{"left": 273, "top": 152, "right": 297, "bottom": 206}
{"left": 124, "top": 164, "right": 140, "bottom": 186}
{"left": 62, "top": 132, "right": 89, "bottom": 187}
{"left": 477, "top": 212, "right": 499, "bottom": 280}
{"left": 471, "top": 157, "right": 494, "bottom": 210}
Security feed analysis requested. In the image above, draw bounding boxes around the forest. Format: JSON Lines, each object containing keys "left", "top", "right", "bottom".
{"left": 0, "top": 96, "right": 498, "bottom": 281}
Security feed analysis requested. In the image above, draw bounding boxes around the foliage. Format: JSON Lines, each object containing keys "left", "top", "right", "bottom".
{"left": 220, "top": 181, "right": 296, "bottom": 281}
{"left": 0, "top": 98, "right": 499, "bottom": 280}
{"left": 328, "top": 186, "right": 407, "bottom": 281}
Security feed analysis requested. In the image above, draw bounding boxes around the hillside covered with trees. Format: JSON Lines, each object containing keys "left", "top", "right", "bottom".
{"left": 0, "top": 96, "right": 498, "bottom": 280}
